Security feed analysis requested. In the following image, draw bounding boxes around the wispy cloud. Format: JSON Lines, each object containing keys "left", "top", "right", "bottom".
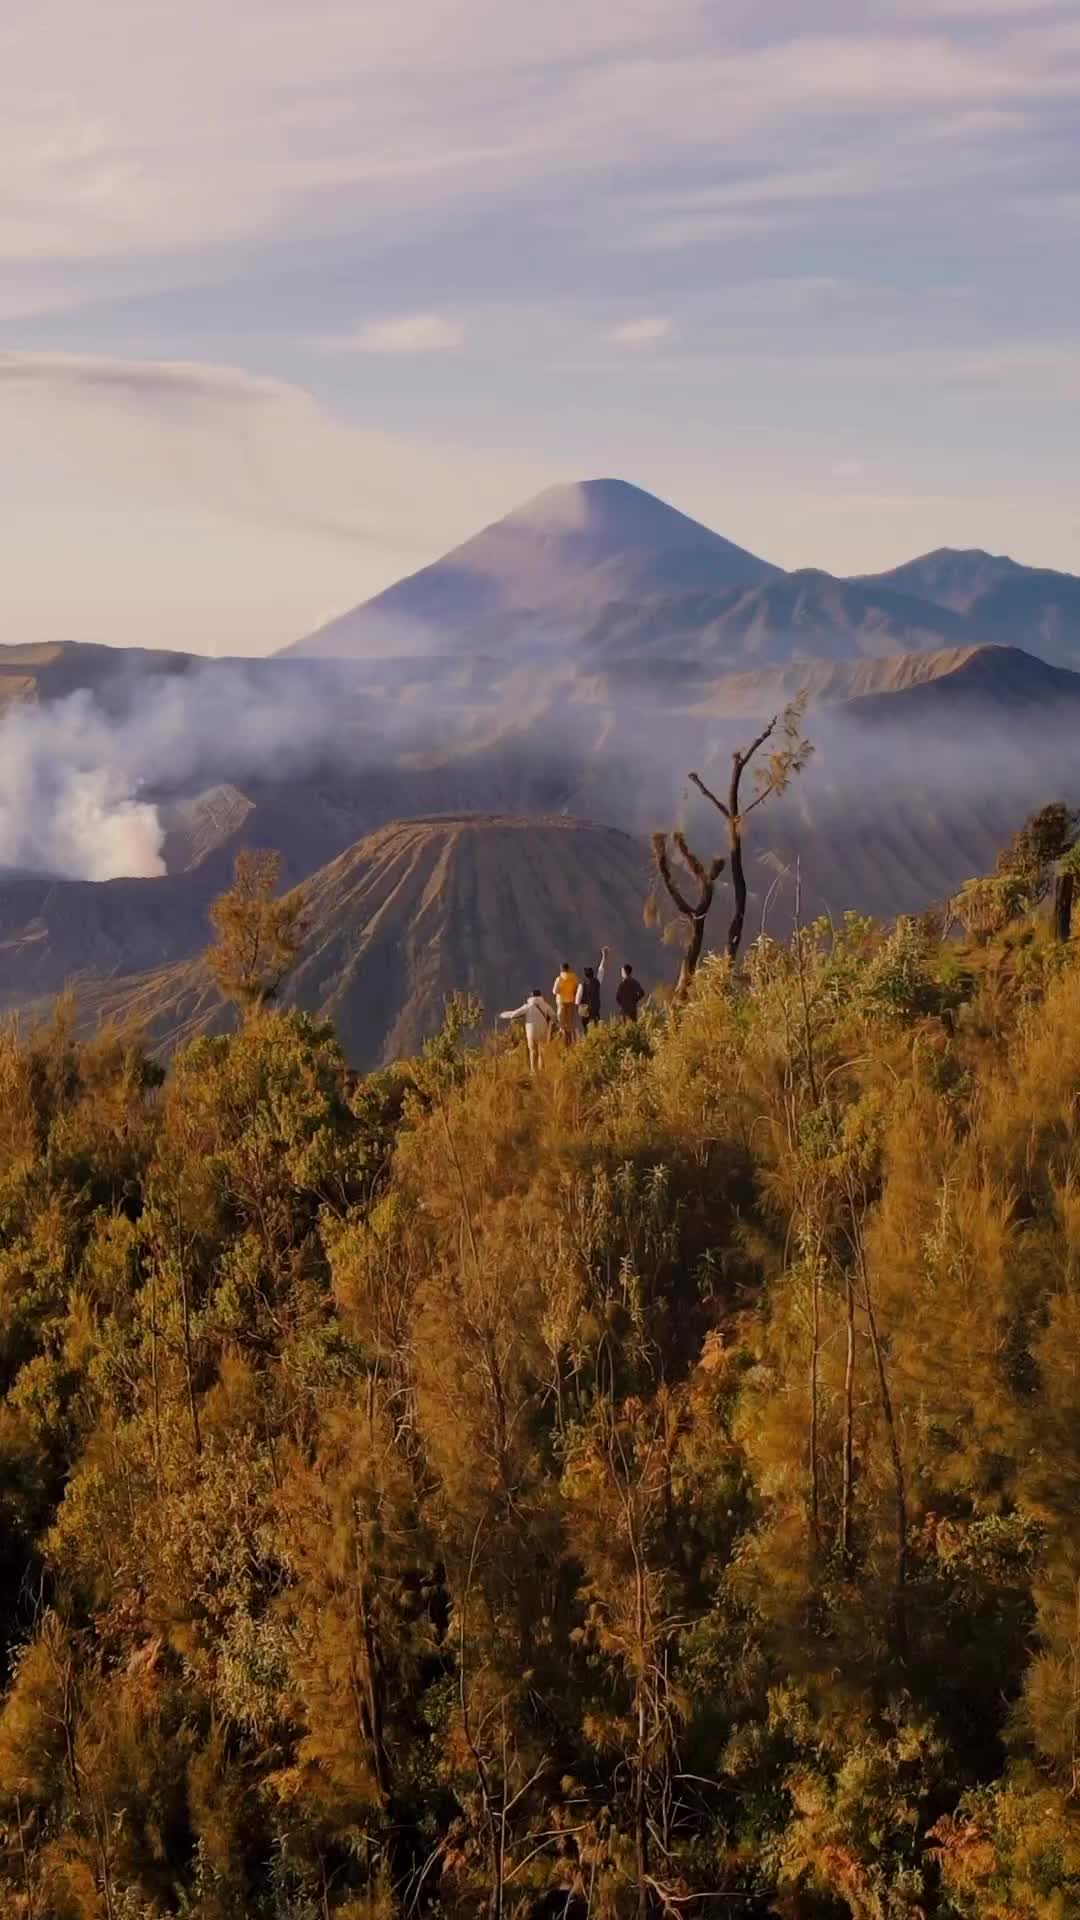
{"left": 331, "top": 313, "right": 466, "bottom": 354}
{"left": 4, "top": 7, "right": 1078, "bottom": 284}
{"left": 606, "top": 316, "right": 672, "bottom": 348}
{"left": 0, "top": 351, "right": 548, "bottom": 648}
{"left": 556, "top": 337, "right": 1080, "bottom": 395}
{"left": 0, "top": 350, "right": 545, "bottom": 535}
{"left": 902, "top": 0, "right": 1069, "bottom": 14}
{"left": 0, "top": 353, "right": 382, "bottom": 540}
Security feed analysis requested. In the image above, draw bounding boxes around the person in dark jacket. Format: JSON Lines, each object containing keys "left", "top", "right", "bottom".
{"left": 615, "top": 962, "right": 645, "bottom": 1022}
{"left": 575, "top": 946, "right": 608, "bottom": 1034}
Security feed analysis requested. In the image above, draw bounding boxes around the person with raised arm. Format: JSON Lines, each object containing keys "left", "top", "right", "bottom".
{"left": 575, "top": 945, "right": 609, "bottom": 1034}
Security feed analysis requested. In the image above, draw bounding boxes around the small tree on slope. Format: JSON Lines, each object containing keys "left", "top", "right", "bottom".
{"left": 689, "top": 691, "right": 813, "bottom": 964}
{"left": 207, "top": 847, "right": 307, "bottom": 1019}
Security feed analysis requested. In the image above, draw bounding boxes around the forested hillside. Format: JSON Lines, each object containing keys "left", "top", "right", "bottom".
{"left": 2, "top": 884, "right": 1080, "bottom": 1915}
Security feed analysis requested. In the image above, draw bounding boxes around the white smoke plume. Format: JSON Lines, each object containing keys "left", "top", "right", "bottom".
{"left": 2, "top": 641, "right": 1079, "bottom": 893}
{"left": 0, "top": 690, "right": 166, "bottom": 879}
{"left": 0, "top": 663, "right": 376, "bottom": 880}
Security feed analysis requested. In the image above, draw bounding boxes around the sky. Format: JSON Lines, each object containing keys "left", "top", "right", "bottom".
{"left": 2, "top": 0, "right": 1080, "bottom": 655}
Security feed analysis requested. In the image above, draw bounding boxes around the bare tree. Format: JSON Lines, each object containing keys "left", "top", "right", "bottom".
{"left": 689, "top": 693, "right": 813, "bottom": 963}
{"left": 649, "top": 831, "right": 725, "bottom": 1000}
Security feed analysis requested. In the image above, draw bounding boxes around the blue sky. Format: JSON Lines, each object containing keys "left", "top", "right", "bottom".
{"left": 2, "top": 0, "right": 1079, "bottom": 653}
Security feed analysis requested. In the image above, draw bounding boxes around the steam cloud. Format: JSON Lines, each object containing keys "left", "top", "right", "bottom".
{"left": 0, "top": 693, "right": 166, "bottom": 880}
{"left": 1, "top": 646, "right": 1078, "bottom": 910}
{"left": 0, "top": 663, "right": 379, "bottom": 881}
{"left": 0, "top": 648, "right": 577, "bottom": 882}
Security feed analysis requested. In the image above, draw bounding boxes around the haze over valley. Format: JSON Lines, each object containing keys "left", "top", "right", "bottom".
{"left": 0, "top": 477, "right": 1078, "bottom": 1063}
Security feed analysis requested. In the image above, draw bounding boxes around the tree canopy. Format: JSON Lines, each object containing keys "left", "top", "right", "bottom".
{"left": 1, "top": 828, "right": 1080, "bottom": 1916}
{"left": 207, "top": 848, "right": 308, "bottom": 1017}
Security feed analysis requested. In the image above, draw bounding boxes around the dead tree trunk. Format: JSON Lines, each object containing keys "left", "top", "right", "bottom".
{"left": 650, "top": 832, "right": 724, "bottom": 999}
{"left": 689, "top": 695, "right": 813, "bottom": 965}
{"left": 689, "top": 723, "right": 778, "bottom": 963}
{"left": 727, "top": 818, "right": 749, "bottom": 962}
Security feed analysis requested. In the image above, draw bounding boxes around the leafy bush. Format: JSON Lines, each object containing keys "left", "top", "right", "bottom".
{"left": 1, "top": 911, "right": 1080, "bottom": 1914}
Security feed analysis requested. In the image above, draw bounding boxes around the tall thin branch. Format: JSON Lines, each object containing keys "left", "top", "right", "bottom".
{"left": 689, "top": 694, "right": 812, "bottom": 963}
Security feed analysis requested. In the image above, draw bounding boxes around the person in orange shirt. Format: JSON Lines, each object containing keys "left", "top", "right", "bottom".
{"left": 552, "top": 962, "right": 579, "bottom": 1046}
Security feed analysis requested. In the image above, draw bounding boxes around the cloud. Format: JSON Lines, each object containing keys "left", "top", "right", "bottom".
{"left": 606, "top": 316, "right": 672, "bottom": 348}
{"left": 563, "top": 336, "right": 1080, "bottom": 392}
{"left": 0, "top": 351, "right": 549, "bottom": 650}
{"left": 0, "top": 1, "right": 681, "bottom": 276}
{"left": 0, "top": 352, "right": 406, "bottom": 541}
{"left": 554, "top": 29, "right": 1076, "bottom": 167}
{"left": 901, "top": 1, "right": 1067, "bottom": 13}
{"left": 333, "top": 313, "right": 465, "bottom": 354}
{"left": 4, "top": 5, "right": 1078, "bottom": 294}
{"left": 0, "top": 351, "right": 286, "bottom": 410}
{"left": 0, "top": 350, "right": 537, "bottom": 536}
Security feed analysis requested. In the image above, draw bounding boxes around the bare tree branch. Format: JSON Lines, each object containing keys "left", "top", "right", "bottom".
{"left": 672, "top": 832, "right": 724, "bottom": 894}
{"left": 650, "top": 831, "right": 725, "bottom": 999}
{"left": 652, "top": 834, "right": 696, "bottom": 920}
{"left": 687, "top": 771, "right": 729, "bottom": 820}
{"left": 687, "top": 696, "right": 813, "bottom": 962}
{"left": 733, "top": 716, "right": 779, "bottom": 782}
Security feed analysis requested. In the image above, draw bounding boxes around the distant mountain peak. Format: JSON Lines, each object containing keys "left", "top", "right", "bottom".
{"left": 856, "top": 546, "right": 1080, "bottom": 646}
{"left": 856, "top": 546, "right": 1034, "bottom": 602}
{"left": 511, "top": 476, "right": 654, "bottom": 509}
{"left": 281, "top": 478, "right": 780, "bottom": 660}
{"left": 909, "top": 545, "right": 1016, "bottom": 565}
{"left": 502, "top": 476, "right": 718, "bottom": 538}
{"left": 484, "top": 475, "right": 770, "bottom": 560}
{"left": 279, "top": 480, "right": 1080, "bottom": 672}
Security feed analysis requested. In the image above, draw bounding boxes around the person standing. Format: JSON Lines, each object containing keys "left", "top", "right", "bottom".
{"left": 552, "top": 962, "right": 580, "bottom": 1046}
{"left": 576, "top": 946, "right": 609, "bottom": 1034}
{"left": 499, "top": 989, "right": 555, "bottom": 1073}
{"left": 615, "top": 962, "right": 645, "bottom": 1022}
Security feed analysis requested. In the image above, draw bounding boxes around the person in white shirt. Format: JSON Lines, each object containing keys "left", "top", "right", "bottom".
{"left": 499, "top": 988, "right": 555, "bottom": 1073}
{"left": 575, "top": 947, "right": 609, "bottom": 1034}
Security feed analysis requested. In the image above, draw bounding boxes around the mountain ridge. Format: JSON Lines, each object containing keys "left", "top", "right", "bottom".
{"left": 280, "top": 478, "right": 781, "bottom": 661}
{"left": 854, "top": 547, "right": 1029, "bottom": 610}
{"left": 279, "top": 477, "right": 1080, "bottom": 671}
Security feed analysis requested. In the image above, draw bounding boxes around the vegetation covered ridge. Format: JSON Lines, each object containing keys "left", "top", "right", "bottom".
{"left": 3, "top": 827, "right": 1080, "bottom": 1915}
